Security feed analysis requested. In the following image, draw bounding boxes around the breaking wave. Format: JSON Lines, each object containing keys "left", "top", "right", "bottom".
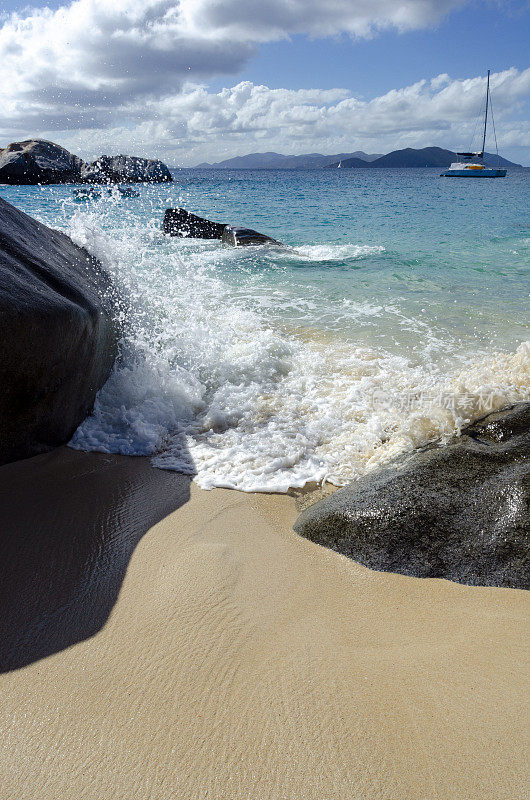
{"left": 67, "top": 207, "right": 529, "bottom": 492}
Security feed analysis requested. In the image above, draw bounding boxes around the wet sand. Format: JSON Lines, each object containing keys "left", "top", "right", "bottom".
{"left": 0, "top": 449, "right": 528, "bottom": 799}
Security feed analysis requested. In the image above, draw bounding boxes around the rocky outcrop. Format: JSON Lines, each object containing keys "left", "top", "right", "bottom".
{"left": 82, "top": 155, "right": 172, "bottom": 183}
{"left": 162, "top": 207, "right": 283, "bottom": 246}
{"left": 0, "top": 139, "right": 173, "bottom": 185}
{"left": 0, "top": 197, "right": 121, "bottom": 465}
{"left": 294, "top": 404, "right": 530, "bottom": 589}
{"left": 0, "top": 140, "right": 84, "bottom": 185}
{"left": 162, "top": 208, "right": 227, "bottom": 238}
{"left": 221, "top": 225, "right": 282, "bottom": 246}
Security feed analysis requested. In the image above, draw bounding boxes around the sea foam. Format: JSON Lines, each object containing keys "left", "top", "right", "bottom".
{"left": 67, "top": 206, "right": 529, "bottom": 492}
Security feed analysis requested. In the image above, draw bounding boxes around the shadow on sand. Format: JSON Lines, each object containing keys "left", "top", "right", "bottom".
{"left": 0, "top": 447, "right": 191, "bottom": 673}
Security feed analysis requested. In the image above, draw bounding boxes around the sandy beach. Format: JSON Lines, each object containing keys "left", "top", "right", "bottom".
{"left": 0, "top": 448, "right": 528, "bottom": 799}
{"left": 1, "top": 2, "right": 529, "bottom": 795}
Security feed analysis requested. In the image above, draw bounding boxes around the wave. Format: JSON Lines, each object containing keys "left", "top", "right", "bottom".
{"left": 293, "top": 243, "right": 385, "bottom": 261}
{"left": 67, "top": 210, "right": 529, "bottom": 492}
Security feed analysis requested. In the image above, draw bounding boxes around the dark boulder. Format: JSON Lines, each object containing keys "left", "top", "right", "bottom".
{"left": 0, "top": 139, "right": 173, "bottom": 185}
{"left": 294, "top": 404, "right": 530, "bottom": 589}
{"left": 162, "top": 207, "right": 284, "bottom": 246}
{"left": 0, "top": 140, "right": 84, "bottom": 185}
{"left": 162, "top": 207, "right": 227, "bottom": 239}
{"left": 0, "top": 197, "right": 121, "bottom": 465}
{"left": 221, "top": 225, "right": 283, "bottom": 247}
{"left": 82, "top": 155, "right": 172, "bottom": 183}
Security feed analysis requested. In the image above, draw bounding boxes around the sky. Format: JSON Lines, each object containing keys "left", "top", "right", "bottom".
{"left": 1, "top": 0, "right": 529, "bottom": 165}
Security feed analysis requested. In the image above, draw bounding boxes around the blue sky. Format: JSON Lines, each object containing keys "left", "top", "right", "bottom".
{"left": 238, "top": 4, "right": 530, "bottom": 96}
{"left": 1, "top": 0, "right": 529, "bottom": 164}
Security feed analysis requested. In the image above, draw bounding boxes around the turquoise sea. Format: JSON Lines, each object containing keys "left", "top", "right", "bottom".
{"left": 2, "top": 168, "right": 529, "bottom": 490}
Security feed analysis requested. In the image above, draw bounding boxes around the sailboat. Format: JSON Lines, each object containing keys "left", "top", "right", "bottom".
{"left": 441, "top": 70, "right": 506, "bottom": 178}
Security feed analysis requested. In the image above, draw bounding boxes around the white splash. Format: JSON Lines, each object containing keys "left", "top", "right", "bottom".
{"left": 67, "top": 208, "right": 529, "bottom": 492}
{"left": 294, "top": 243, "right": 385, "bottom": 261}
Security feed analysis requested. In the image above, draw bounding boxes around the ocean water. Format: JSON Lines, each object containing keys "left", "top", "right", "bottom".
{"left": 2, "top": 168, "right": 529, "bottom": 491}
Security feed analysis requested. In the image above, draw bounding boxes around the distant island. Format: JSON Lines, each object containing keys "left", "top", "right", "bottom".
{"left": 195, "top": 151, "right": 383, "bottom": 169}
{"left": 194, "top": 147, "right": 521, "bottom": 170}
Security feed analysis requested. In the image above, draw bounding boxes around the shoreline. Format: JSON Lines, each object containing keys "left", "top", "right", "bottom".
{"left": 0, "top": 448, "right": 528, "bottom": 798}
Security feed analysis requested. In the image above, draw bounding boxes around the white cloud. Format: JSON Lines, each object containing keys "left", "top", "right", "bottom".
{"left": 194, "top": 0, "right": 465, "bottom": 40}
{"left": 1, "top": 0, "right": 528, "bottom": 163}
{"left": 1, "top": 0, "right": 466, "bottom": 135}
{"left": 30, "top": 70, "right": 530, "bottom": 164}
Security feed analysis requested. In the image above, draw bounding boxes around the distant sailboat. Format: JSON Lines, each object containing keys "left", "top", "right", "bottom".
{"left": 441, "top": 70, "right": 507, "bottom": 178}
{"left": 337, "top": 161, "right": 342, "bottom": 168}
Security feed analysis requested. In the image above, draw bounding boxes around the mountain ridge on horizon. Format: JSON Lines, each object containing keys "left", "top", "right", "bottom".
{"left": 191, "top": 147, "right": 522, "bottom": 170}
{"left": 193, "top": 151, "right": 383, "bottom": 169}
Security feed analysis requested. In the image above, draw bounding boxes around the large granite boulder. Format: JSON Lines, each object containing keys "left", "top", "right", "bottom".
{"left": 0, "top": 197, "right": 121, "bottom": 465}
{"left": 0, "top": 140, "right": 84, "bottom": 185}
{"left": 294, "top": 404, "right": 530, "bottom": 589}
{"left": 162, "top": 207, "right": 284, "bottom": 246}
{"left": 82, "top": 154, "right": 172, "bottom": 183}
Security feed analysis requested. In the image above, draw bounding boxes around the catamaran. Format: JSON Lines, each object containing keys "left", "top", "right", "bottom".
{"left": 441, "top": 70, "right": 506, "bottom": 178}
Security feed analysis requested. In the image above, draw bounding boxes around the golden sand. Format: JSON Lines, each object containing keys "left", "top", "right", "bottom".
{"left": 0, "top": 449, "right": 528, "bottom": 799}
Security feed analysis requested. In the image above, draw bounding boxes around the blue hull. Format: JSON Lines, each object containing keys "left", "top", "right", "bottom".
{"left": 440, "top": 169, "right": 507, "bottom": 177}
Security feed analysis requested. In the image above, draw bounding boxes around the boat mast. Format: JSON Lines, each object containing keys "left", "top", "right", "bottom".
{"left": 480, "top": 69, "right": 490, "bottom": 157}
